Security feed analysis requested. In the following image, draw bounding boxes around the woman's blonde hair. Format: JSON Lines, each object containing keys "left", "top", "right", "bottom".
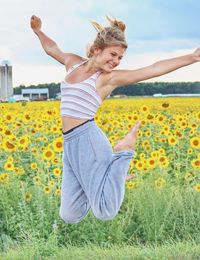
{"left": 87, "top": 15, "right": 127, "bottom": 58}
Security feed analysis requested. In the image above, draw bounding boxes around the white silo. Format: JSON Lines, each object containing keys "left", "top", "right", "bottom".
{"left": 0, "top": 60, "right": 13, "bottom": 101}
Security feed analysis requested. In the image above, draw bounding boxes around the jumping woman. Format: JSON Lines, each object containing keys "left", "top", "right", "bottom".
{"left": 30, "top": 15, "right": 200, "bottom": 223}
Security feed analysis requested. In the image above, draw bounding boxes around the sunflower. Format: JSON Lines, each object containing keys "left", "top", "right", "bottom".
{"left": 4, "top": 114, "right": 13, "bottom": 121}
{"left": 194, "top": 184, "right": 200, "bottom": 192}
{"left": 4, "top": 162, "right": 14, "bottom": 171}
{"left": 127, "top": 181, "right": 138, "bottom": 189}
{"left": 31, "top": 163, "right": 38, "bottom": 169}
{"left": 158, "top": 156, "right": 169, "bottom": 168}
{"left": 168, "top": 136, "right": 177, "bottom": 146}
{"left": 145, "top": 145, "right": 152, "bottom": 152}
{"left": 155, "top": 177, "right": 166, "bottom": 188}
{"left": 7, "top": 155, "right": 14, "bottom": 162}
{"left": 135, "top": 160, "right": 145, "bottom": 171}
{"left": 139, "top": 153, "right": 146, "bottom": 159}
{"left": 0, "top": 173, "right": 9, "bottom": 183}
{"left": 161, "top": 102, "right": 170, "bottom": 109}
{"left": 195, "top": 111, "right": 200, "bottom": 121}
{"left": 190, "top": 137, "right": 200, "bottom": 149}
{"left": 52, "top": 158, "right": 59, "bottom": 165}
{"left": 158, "top": 148, "right": 166, "bottom": 155}
{"left": 50, "top": 124, "right": 59, "bottom": 133}
{"left": 48, "top": 180, "right": 55, "bottom": 187}
{"left": 53, "top": 168, "right": 61, "bottom": 177}
{"left": 55, "top": 188, "right": 61, "bottom": 196}
{"left": 25, "top": 193, "right": 32, "bottom": 201}
{"left": 140, "top": 105, "right": 149, "bottom": 113}
{"left": 178, "top": 120, "right": 188, "bottom": 129}
{"left": 32, "top": 148, "right": 38, "bottom": 156}
{"left": 191, "top": 159, "right": 200, "bottom": 169}
{"left": 187, "top": 148, "right": 193, "bottom": 155}
{"left": 18, "top": 136, "right": 29, "bottom": 149}
{"left": 189, "top": 130, "right": 195, "bottom": 136}
{"left": 42, "top": 149, "right": 55, "bottom": 161}
{"left": 43, "top": 186, "right": 51, "bottom": 194}
{"left": 190, "top": 123, "right": 197, "bottom": 129}
{"left": 52, "top": 138, "right": 63, "bottom": 152}
{"left": 2, "top": 139, "right": 16, "bottom": 152}
{"left": 184, "top": 172, "right": 194, "bottom": 181}
{"left": 13, "top": 167, "right": 25, "bottom": 176}
{"left": 147, "top": 158, "right": 156, "bottom": 169}
{"left": 33, "top": 176, "right": 41, "bottom": 185}
{"left": 145, "top": 130, "right": 152, "bottom": 137}
{"left": 146, "top": 114, "right": 154, "bottom": 121}
{"left": 142, "top": 140, "right": 150, "bottom": 147}
{"left": 151, "top": 151, "right": 159, "bottom": 158}
{"left": 23, "top": 113, "right": 32, "bottom": 122}
{"left": 132, "top": 114, "right": 140, "bottom": 121}
{"left": 4, "top": 129, "right": 12, "bottom": 136}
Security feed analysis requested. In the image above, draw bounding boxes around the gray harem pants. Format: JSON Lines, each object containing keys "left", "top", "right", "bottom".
{"left": 59, "top": 119, "right": 134, "bottom": 224}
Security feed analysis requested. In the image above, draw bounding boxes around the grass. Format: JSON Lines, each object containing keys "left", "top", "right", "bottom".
{"left": 1, "top": 241, "right": 200, "bottom": 260}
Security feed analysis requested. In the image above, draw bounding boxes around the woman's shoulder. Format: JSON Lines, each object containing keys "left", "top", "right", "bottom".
{"left": 64, "top": 53, "right": 87, "bottom": 71}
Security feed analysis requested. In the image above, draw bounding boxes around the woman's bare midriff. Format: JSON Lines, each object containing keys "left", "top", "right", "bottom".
{"left": 61, "top": 116, "right": 90, "bottom": 133}
{"left": 61, "top": 77, "right": 112, "bottom": 133}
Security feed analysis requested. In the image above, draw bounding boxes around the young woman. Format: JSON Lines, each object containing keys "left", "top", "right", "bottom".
{"left": 30, "top": 15, "right": 200, "bottom": 224}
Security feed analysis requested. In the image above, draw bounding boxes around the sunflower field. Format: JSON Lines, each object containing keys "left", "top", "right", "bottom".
{"left": 0, "top": 97, "right": 200, "bottom": 249}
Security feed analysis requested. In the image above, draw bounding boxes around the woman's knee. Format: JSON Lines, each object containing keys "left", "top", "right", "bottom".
{"left": 93, "top": 208, "right": 118, "bottom": 221}
{"left": 59, "top": 205, "right": 90, "bottom": 224}
{"left": 59, "top": 207, "right": 80, "bottom": 224}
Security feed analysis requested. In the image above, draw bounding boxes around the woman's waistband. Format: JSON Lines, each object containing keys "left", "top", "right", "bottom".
{"left": 62, "top": 118, "right": 96, "bottom": 141}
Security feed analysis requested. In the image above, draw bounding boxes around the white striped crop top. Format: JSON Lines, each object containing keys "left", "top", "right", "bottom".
{"left": 60, "top": 60, "right": 103, "bottom": 119}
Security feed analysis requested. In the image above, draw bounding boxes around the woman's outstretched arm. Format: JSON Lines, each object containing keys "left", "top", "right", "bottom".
{"left": 30, "top": 15, "right": 75, "bottom": 66}
{"left": 107, "top": 48, "right": 200, "bottom": 89}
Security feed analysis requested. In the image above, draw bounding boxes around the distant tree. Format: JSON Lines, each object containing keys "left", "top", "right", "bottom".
{"left": 14, "top": 82, "right": 200, "bottom": 98}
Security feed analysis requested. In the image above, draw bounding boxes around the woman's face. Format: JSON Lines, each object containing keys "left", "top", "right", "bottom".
{"left": 94, "top": 45, "right": 125, "bottom": 72}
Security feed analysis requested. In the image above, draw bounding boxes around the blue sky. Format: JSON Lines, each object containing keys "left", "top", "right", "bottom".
{"left": 0, "top": 0, "right": 200, "bottom": 86}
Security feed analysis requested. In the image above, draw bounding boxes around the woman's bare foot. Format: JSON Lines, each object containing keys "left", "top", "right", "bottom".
{"left": 113, "top": 121, "right": 141, "bottom": 152}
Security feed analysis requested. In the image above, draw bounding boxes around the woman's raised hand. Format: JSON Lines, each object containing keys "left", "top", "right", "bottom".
{"left": 30, "top": 15, "right": 42, "bottom": 32}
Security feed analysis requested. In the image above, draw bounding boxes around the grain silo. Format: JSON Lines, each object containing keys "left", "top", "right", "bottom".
{"left": 0, "top": 60, "right": 13, "bottom": 101}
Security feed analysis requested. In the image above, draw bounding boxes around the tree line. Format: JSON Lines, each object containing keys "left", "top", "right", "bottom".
{"left": 14, "top": 82, "right": 200, "bottom": 98}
